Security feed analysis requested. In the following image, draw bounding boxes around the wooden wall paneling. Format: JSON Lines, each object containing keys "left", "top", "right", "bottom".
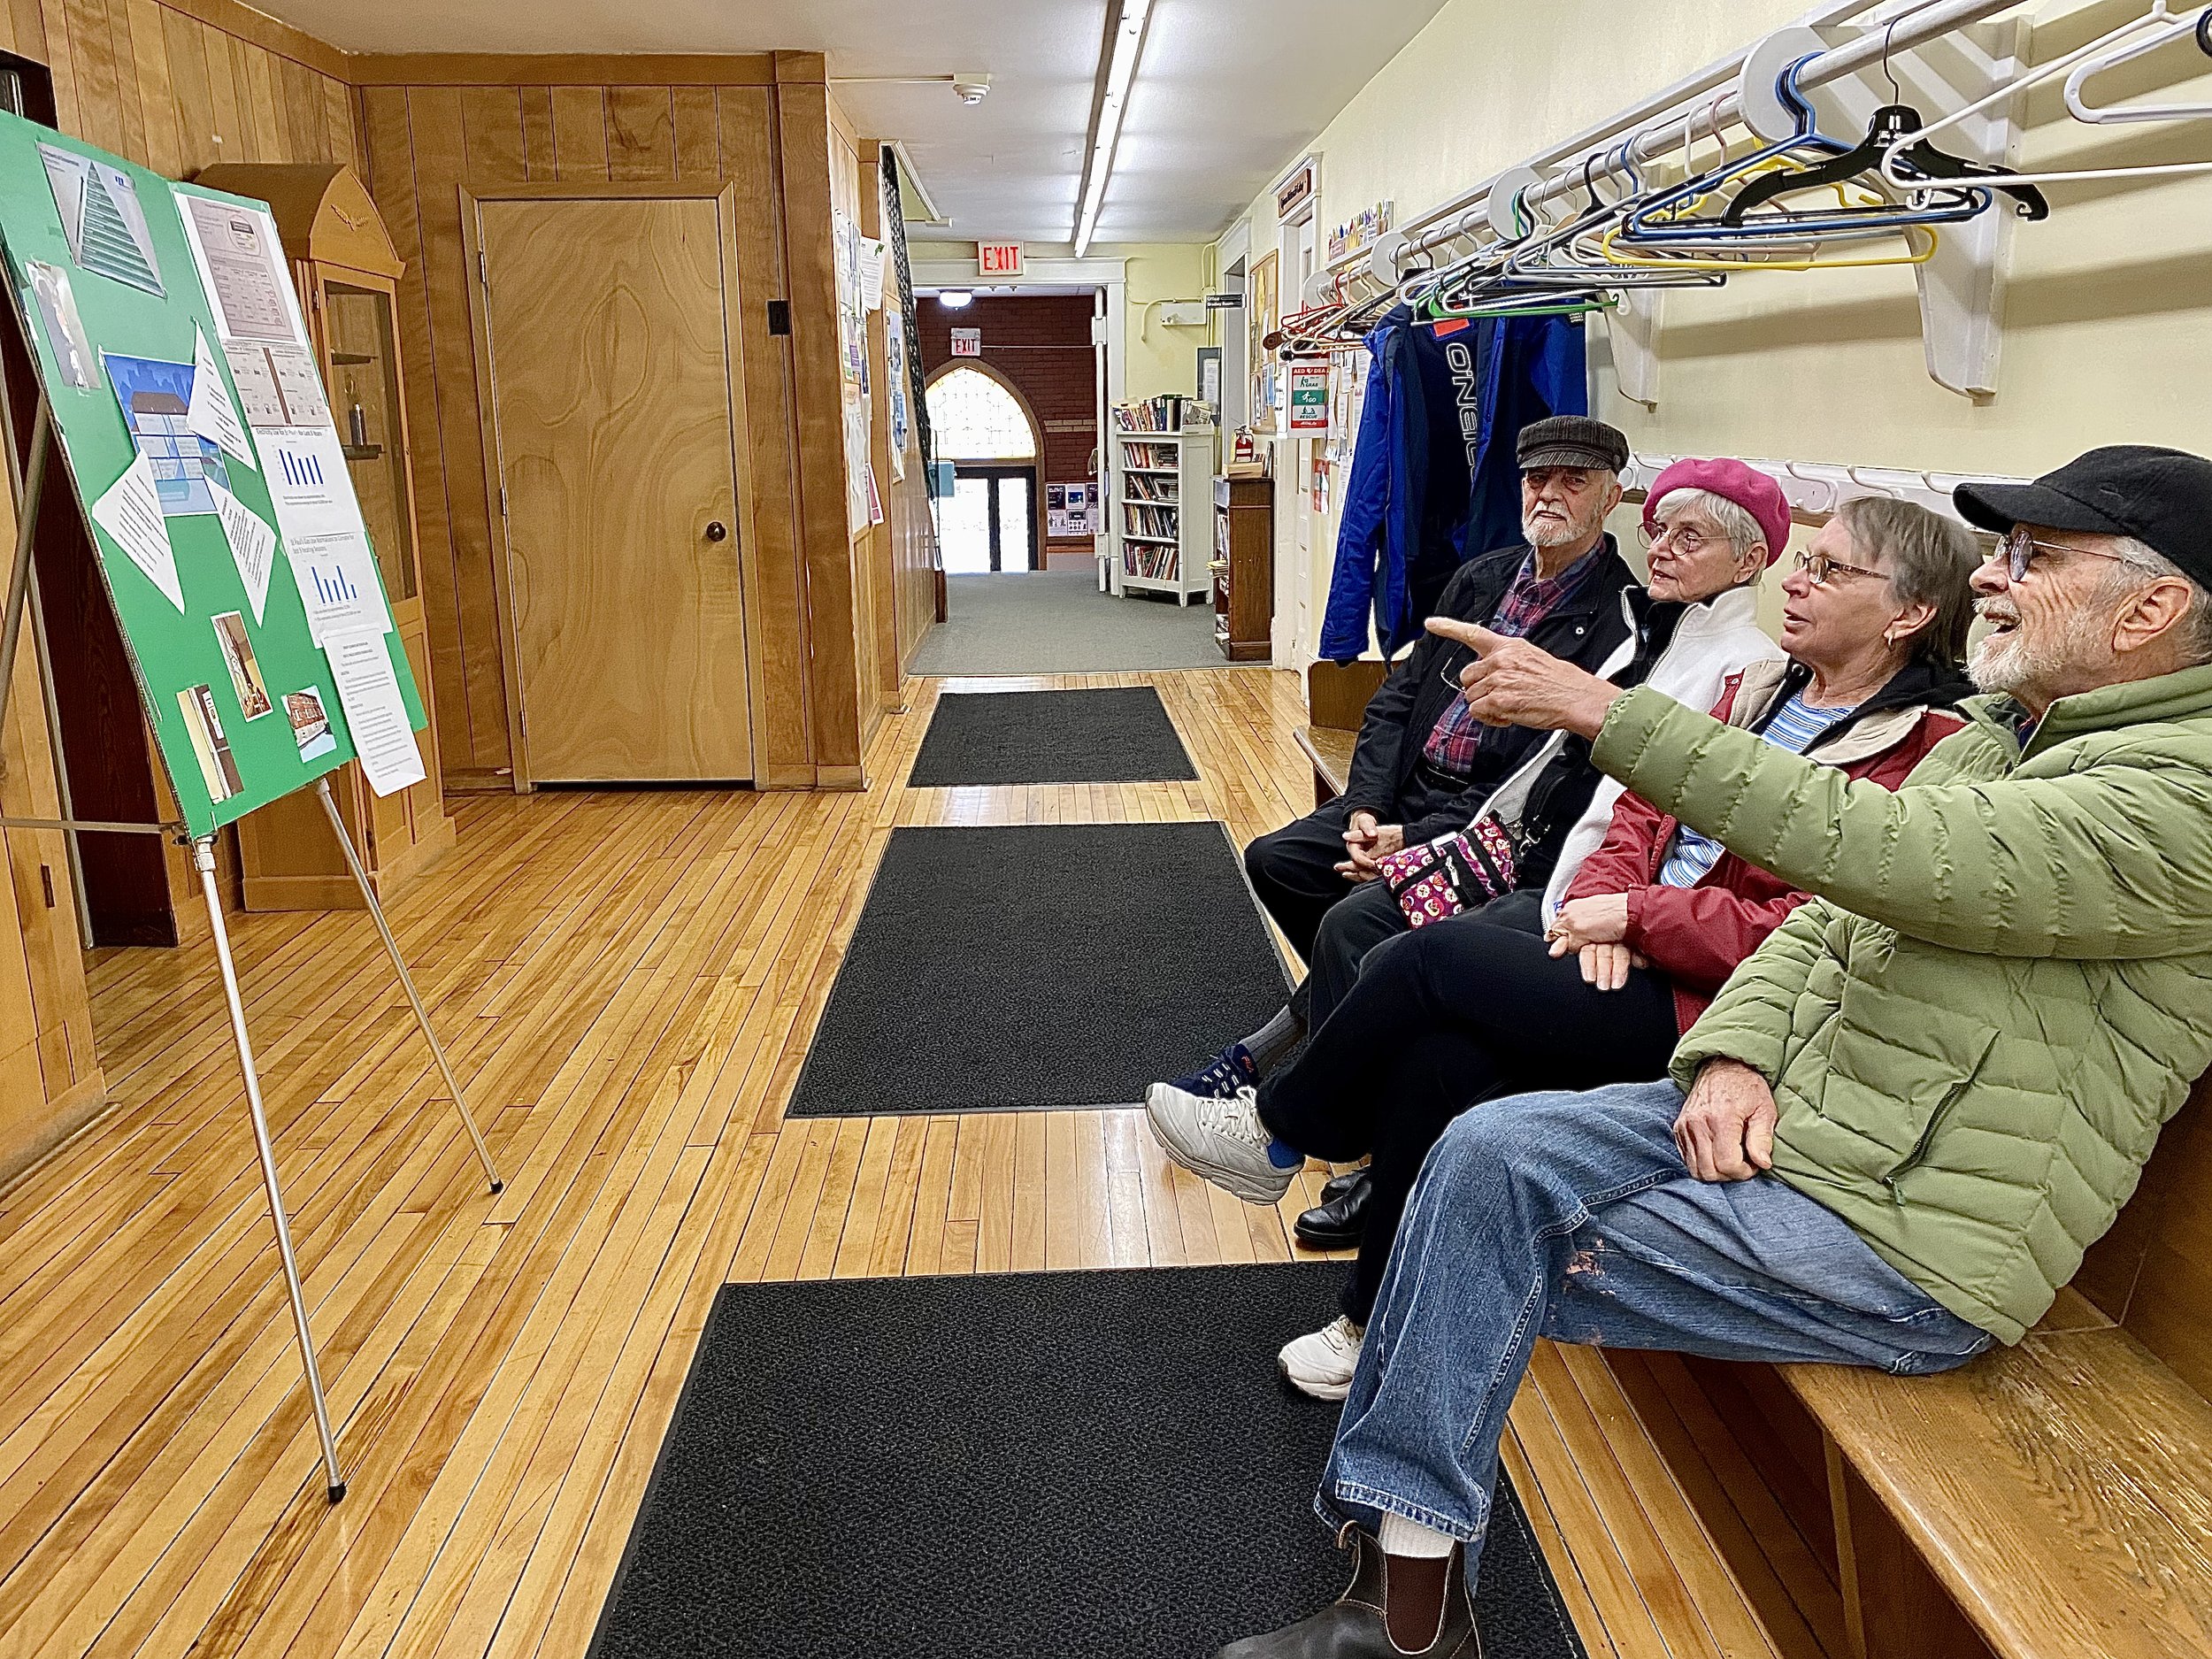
{"left": 774, "top": 56, "right": 862, "bottom": 783}
{"left": 718, "top": 83, "right": 812, "bottom": 787}
{"left": 59, "top": 0, "right": 121, "bottom": 154}
{"left": 349, "top": 51, "right": 776, "bottom": 87}
{"left": 461, "top": 83, "right": 523, "bottom": 183}
{"left": 196, "top": 14, "right": 242, "bottom": 162}
{"left": 549, "top": 85, "right": 606, "bottom": 180}
{"left": 37, "top": 0, "right": 78, "bottom": 138}
{"left": 236, "top": 37, "right": 281, "bottom": 159}
{"left": 124, "top": 0, "right": 180, "bottom": 177}
{"left": 4, "top": 0, "right": 42, "bottom": 56}
{"left": 274, "top": 53, "right": 322, "bottom": 161}
{"left": 519, "top": 86, "right": 556, "bottom": 180}
{"left": 157, "top": 5, "right": 216, "bottom": 175}
{"left": 605, "top": 84, "right": 673, "bottom": 182}
{"left": 417, "top": 85, "right": 513, "bottom": 777}
{"left": 672, "top": 85, "right": 717, "bottom": 183}
{"left": 99, "top": 0, "right": 147, "bottom": 163}
{"left": 360, "top": 85, "right": 481, "bottom": 791}
{"left": 856, "top": 138, "right": 901, "bottom": 719}
{"left": 325, "top": 74, "right": 357, "bottom": 172}
{"left": 2110, "top": 1084, "right": 2212, "bottom": 1396}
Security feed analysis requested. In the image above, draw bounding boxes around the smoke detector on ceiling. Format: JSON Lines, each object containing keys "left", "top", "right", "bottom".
{"left": 952, "top": 72, "right": 992, "bottom": 104}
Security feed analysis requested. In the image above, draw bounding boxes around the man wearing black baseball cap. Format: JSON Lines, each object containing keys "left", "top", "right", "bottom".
{"left": 1952, "top": 445, "right": 2212, "bottom": 718}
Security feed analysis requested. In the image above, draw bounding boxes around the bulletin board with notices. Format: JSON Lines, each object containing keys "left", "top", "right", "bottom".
{"left": 0, "top": 111, "right": 426, "bottom": 838}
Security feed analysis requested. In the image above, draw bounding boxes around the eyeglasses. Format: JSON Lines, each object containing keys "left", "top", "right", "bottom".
{"left": 1793, "top": 549, "right": 1886, "bottom": 587}
{"left": 1636, "top": 522, "right": 1718, "bottom": 557}
{"left": 1998, "top": 526, "right": 2136, "bottom": 583}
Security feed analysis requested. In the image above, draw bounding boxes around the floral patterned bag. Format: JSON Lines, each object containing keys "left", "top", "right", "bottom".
{"left": 1376, "top": 817, "right": 1520, "bottom": 930}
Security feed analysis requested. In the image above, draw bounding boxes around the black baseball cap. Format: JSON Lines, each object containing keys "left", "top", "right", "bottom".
{"left": 1517, "top": 416, "right": 1630, "bottom": 474}
{"left": 1954, "top": 446, "right": 2212, "bottom": 589}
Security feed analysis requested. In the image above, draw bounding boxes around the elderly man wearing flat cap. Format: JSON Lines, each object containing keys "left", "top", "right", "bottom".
{"left": 1159, "top": 418, "right": 1640, "bottom": 1101}
{"left": 1209, "top": 445, "right": 2212, "bottom": 1659}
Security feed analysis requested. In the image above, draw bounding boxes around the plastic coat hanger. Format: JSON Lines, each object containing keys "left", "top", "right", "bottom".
{"left": 2065, "top": 4, "right": 2212, "bottom": 123}
{"left": 1724, "top": 104, "right": 2047, "bottom": 225}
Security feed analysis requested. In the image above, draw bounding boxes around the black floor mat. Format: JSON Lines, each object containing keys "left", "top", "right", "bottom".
{"left": 786, "top": 823, "right": 1291, "bottom": 1117}
{"left": 588, "top": 1266, "right": 1587, "bottom": 1659}
{"left": 907, "top": 687, "right": 1199, "bottom": 787}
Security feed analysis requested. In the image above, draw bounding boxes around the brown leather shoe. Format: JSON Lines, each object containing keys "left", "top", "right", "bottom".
{"left": 1215, "top": 1531, "right": 1479, "bottom": 1657}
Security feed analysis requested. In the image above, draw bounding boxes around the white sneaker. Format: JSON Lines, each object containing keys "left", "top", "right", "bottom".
{"left": 1279, "top": 1317, "right": 1364, "bottom": 1402}
{"left": 1144, "top": 1082, "right": 1296, "bottom": 1205}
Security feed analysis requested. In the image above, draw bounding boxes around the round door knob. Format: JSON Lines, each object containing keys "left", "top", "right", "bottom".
{"left": 705, "top": 520, "right": 728, "bottom": 542}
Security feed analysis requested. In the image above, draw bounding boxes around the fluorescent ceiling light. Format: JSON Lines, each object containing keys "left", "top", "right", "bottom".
{"left": 939, "top": 289, "right": 975, "bottom": 309}
{"left": 1073, "top": 0, "right": 1153, "bottom": 256}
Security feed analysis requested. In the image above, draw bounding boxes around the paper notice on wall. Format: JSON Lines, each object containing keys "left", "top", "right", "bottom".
{"left": 222, "top": 342, "right": 289, "bottom": 427}
{"left": 286, "top": 528, "right": 390, "bottom": 644}
{"left": 188, "top": 326, "right": 257, "bottom": 472}
{"left": 210, "top": 482, "right": 276, "bottom": 624}
{"left": 177, "top": 194, "right": 296, "bottom": 342}
{"left": 324, "top": 628, "right": 425, "bottom": 796}
{"left": 859, "top": 238, "right": 887, "bottom": 311}
{"left": 89, "top": 450, "right": 183, "bottom": 611}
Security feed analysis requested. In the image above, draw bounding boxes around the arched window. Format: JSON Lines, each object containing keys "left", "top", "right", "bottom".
{"left": 926, "top": 366, "right": 1038, "bottom": 461}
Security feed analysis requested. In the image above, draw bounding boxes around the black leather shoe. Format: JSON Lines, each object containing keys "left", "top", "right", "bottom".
{"left": 1296, "top": 1169, "right": 1374, "bottom": 1249}
{"left": 1318, "top": 1168, "right": 1364, "bottom": 1203}
{"left": 1216, "top": 1532, "right": 1479, "bottom": 1657}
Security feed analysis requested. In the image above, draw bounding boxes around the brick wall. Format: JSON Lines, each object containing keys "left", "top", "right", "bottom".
{"left": 916, "top": 294, "right": 1098, "bottom": 557}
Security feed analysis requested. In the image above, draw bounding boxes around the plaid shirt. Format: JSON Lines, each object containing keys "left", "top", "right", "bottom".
{"left": 1420, "top": 543, "right": 1611, "bottom": 778}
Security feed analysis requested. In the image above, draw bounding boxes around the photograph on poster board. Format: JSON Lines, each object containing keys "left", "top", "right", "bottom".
{"left": 38, "top": 144, "right": 163, "bottom": 296}
{"left": 286, "top": 686, "right": 335, "bottom": 761}
{"left": 105, "top": 350, "right": 228, "bottom": 515}
{"left": 177, "top": 683, "right": 241, "bottom": 800}
{"left": 179, "top": 193, "right": 293, "bottom": 341}
{"left": 24, "top": 259, "right": 93, "bottom": 388}
{"left": 211, "top": 610, "right": 272, "bottom": 718}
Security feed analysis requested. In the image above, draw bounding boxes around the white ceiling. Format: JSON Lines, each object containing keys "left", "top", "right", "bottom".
{"left": 257, "top": 0, "right": 1452, "bottom": 245}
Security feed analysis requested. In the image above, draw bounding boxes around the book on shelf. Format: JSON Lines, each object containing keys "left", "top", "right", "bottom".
{"left": 1123, "top": 502, "right": 1180, "bottom": 540}
{"left": 1123, "top": 473, "right": 1178, "bottom": 503}
{"left": 1123, "top": 542, "right": 1180, "bottom": 580}
{"left": 1121, "top": 440, "right": 1179, "bottom": 470}
{"left": 1112, "top": 393, "right": 1216, "bottom": 434}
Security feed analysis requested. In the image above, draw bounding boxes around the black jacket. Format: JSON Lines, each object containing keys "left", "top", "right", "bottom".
{"left": 1338, "top": 535, "right": 1640, "bottom": 847}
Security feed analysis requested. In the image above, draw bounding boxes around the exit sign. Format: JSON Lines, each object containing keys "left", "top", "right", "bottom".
{"left": 978, "top": 242, "right": 1023, "bottom": 277}
{"left": 949, "top": 327, "right": 982, "bottom": 357}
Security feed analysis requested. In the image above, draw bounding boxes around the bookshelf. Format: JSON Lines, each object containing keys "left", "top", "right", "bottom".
{"left": 1112, "top": 396, "right": 1216, "bottom": 604}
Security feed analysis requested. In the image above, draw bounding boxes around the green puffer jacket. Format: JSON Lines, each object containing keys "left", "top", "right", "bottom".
{"left": 1591, "top": 665, "right": 2212, "bottom": 1343}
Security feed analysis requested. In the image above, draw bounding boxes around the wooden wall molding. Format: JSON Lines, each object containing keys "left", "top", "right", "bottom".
{"left": 155, "top": 0, "right": 350, "bottom": 81}
{"left": 348, "top": 53, "right": 777, "bottom": 88}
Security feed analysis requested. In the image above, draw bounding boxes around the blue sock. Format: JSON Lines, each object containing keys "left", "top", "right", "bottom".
{"left": 1267, "top": 1137, "right": 1303, "bottom": 1170}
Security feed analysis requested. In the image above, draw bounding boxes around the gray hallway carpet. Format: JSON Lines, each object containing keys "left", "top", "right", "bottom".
{"left": 912, "top": 572, "right": 1255, "bottom": 675}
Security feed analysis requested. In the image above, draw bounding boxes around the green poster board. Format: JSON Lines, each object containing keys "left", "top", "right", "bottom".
{"left": 0, "top": 110, "right": 424, "bottom": 839}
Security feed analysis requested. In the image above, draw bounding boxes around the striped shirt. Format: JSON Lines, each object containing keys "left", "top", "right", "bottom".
{"left": 1655, "top": 693, "right": 1853, "bottom": 889}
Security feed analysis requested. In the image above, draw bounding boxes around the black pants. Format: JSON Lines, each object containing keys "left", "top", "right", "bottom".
{"left": 1256, "top": 890, "right": 1681, "bottom": 1324}
{"left": 1242, "top": 779, "right": 1459, "bottom": 968}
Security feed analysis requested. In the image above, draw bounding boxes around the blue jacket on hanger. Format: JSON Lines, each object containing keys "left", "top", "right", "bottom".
{"left": 1319, "top": 308, "right": 1588, "bottom": 661}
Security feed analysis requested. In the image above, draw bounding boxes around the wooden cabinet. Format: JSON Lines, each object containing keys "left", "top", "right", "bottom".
{"left": 196, "top": 165, "right": 453, "bottom": 910}
{"left": 1213, "top": 474, "right": 1273, "bottom": 662}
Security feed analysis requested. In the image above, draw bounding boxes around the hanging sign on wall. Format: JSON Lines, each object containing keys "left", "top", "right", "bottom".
{"left": 949, "top": 326, "right": 981, "bottom": 357}
{"left": 977, "top": 241, "right": 1023, "bottom": 278}
{"left": 1286, "top": 357, "right": 1332, "bottom": 434}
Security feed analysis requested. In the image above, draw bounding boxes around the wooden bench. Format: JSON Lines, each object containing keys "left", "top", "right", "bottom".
{"left": 1605, "top": 1075, "right": 2212, "bottom": 1659}
{"left": 1296, "top": 659, "right": 1388, "bottom": 807}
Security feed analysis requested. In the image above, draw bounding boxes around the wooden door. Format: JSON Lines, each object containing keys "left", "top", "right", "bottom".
{"left": 476, "top": 196, "right": 752, "bottom": 783}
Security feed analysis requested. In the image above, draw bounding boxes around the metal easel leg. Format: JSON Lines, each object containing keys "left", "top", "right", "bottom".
{"left": 313, "top": 777, "right": 503, "bottom": 1194}
{"left": 0, "top": 397, "right": 50, "bottom": 719}
{"left": 192, "top": 836, "right": 346, "bottom": 1502}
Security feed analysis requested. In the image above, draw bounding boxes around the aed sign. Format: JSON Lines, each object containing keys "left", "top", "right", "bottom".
{"left": 949, "top": 327, "right": 982, "bottom": 357}
{"left": 978, "top": 242, "right": 1023, "bottom": 277}
{"left": 1286, "top": 357, "right": 1332, "bottom": 434}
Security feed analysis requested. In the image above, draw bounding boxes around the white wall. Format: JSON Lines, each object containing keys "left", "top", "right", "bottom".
{"left": 1217, "top": 0, "right": 2212, "bottom": 663}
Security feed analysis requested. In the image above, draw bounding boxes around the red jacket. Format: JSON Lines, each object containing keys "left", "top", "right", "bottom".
{"left": 1564, "top": 658, "right": 1967, "bottom": 1033}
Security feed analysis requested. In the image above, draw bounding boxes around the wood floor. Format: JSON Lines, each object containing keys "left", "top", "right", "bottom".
{"left": 0, "top": 667, "right": 1770, "bottom": 1659}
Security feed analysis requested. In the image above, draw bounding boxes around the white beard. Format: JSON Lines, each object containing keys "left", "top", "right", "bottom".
{"left": 1524, "top": 511, "right": 1594, "bottom": 549}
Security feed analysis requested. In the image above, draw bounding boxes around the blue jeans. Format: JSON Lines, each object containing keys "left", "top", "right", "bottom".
{"left": 1317, "top": 1079, "right": 1994, "bottom": 1578}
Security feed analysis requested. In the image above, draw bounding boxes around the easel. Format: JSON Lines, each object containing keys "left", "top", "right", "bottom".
{"left": 0, "top": 382, "right": 503, "bottom": 1503}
